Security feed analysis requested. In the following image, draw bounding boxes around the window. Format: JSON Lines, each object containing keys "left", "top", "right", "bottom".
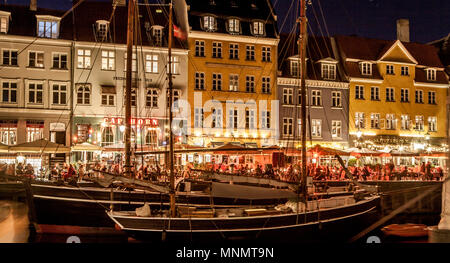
{"left": 145, "top": 88, "right": 158, "bottom": 108}
{"left": 195, "top": 72, "right": 205, "bottom": 90}
{"left": 212, "top": 42, "right": 222, "bottom": 58}
{"left": 228, "top": 109, "right": 237, "bottom": 129}
{"left": 401, "top": 66, "right": 409, "bottom": 76}
{"left": 386, "top": 64, "right": 394, "bottom": 75}
{"left": 212, "top": 108, "right": 222, "bottom": 128}
{"left": 151, "top": 26, "right": 163, "bottom": 46}
{"left": 311, "top": 119, "right": 322, "bottom": 137}
{"left": 0, "top": 123, "right": 17, "bottom": 145}
{"left": 262, "top": 47, "right": 271, "bottom": 62}
{"left": 145, "top": 54, "right": 158, "bottom": 73}
{"left": 29, "top": 51, "right": 44, "bottom": 68}
{"left": 415, "top": 90, "right": 423, "bottom": 103}
{"left": 167, "top": 90, "right": 180, "bottom": 109}
{"left": 355, "top": 112, "right": 365, "bottom": 129}
{"left": 370, "top": 113, "right": 380, "bottom": 129}
{"left": 228, "top": 18, "right": 240, "bottom": 34}
{"left": 170, "top": 56, "right": 179, "bottom": 74}
{"left": 77, "top": 85, "right": 91, "bottom": 105}
{"left": 401, "top": 88, "right": 409, "bottom": 102}
{"left": 145, "top": 129, "right": 158, "bottom": 146}
{"left": 124, "top": 52, "right": 137, "bottom": 72}
{"left": 245, "top": 109, "right": 256, "bottom": 129}
{"left": 203, "top": 16, "right": 217, "bottom": 31}
{"left": 246, "top": 45, "right": 255, "bottom": 61}
{"left": 290, "top": 60, "right": 299, "bottom": 76}
{"left": 332, "top": 91, "right": 341, "bottom": 107}
{"left": 2, "top": 50, "right": 17, "bottom": 66}
{"left": 102, "top": 127, "right": 114, "bottom": 146}
{"left": 386, "top": 87, "right": 395, "bottom": 102}
{"left": 52, "top": 84, "right": 67, "bottom": 105}
{"left": 401, "top": 115, "right": 410, "bottom": 130}
{"left": 2, "top": 82, "right": 17, "bottom": 103}
{"left": 27, "top": 123, "right": 44, "bottom": 142}
{"left": 101, "top": 94, "right": 115, "bottom": 106}
{"left": 52, "top": 53, "right": 67, "bottom": 69}
{"left": 262, "top": 77, "right": 270, "bottom": 93}
{"left": 0, "top": 16, "right": 8, "bottom": 33}
{"left": 262, "top": 111, "right": 270, "bottom": 129}
{"left": 212, "top": 73, "right": 222, "bottom": 91}
{"left": 311, "top": 90, "right": 322, "bottom": 106}
{"left": 246, "top": 76, "right": 255, "bottom": 92}
{"left": 298, "top": 91, "right": 308, "bottom": 106}
{"left": 77, "top": 49, "right": 90, "bottom": 69}
{"left": 386, "top": 114, "right": 396, "bottom": 130}
{"left": 37, "top": 19, "right": 58, "bottom": 38}
{"left": 283, "top": 88, "right": 293, "bottom": 105}
{"left": 229, "top": 44, "right": 239, "bottom": 59}
{"left": 370, "top": 87, "right": 379, "bottom": 101}
{"left": 28, "top": 83, "right": 43, "bottom": 104}
{"left": 360, "top": 62, "right": 372, "bottom": 75}
{"left": 229, "top": 74, "right": 238, "bottom": 91}
{"left": 131, "top": 88, "right": 137, "bottom": 107}
{"left": 332, "top": 120, "right": 342, "bottom": 138}
{"left": 283, "top": 118, "right": 293, "bottom": 136}
{"left": 355, "top": 85, "right": 364, "bottom": 99}
{"left": 76, "top": 124, "right": 90, "bottom": 143}
{"left": 195, "top": 41, "right": 205, "bottom": 57}
{"left": 297, "top": 119, "right": 302, "bottom": 136}
{"left": 415, "top": 115, "right": 424, "bottom": 131}
{"left": 101, "top": 50, "right": 115, "bottom": 70}
{"left": 428, "top": 91, "right": 436, "bottom": 104}
{"left": 322, "top": 64, "right": 336, "bottom": 80}
{"left": 96, "top": 21, "right": 109, "bottom": 41}
{"left": 252, "top": 21, "right": 264, "bottom": 36}
{"left": 427, "top": 69, "right": 436, "bottom": 81}
{"left": 428, "top": 116, "right": 437, "bottom": 132}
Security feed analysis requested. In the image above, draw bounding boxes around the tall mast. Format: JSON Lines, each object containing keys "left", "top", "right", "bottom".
{"left": 125, "top": 0, "right": 135, "bottom": 177}
{"left": 299, "top": 0, "right": 308, "bottom": 201}
{"left": 168, "top": 1, "right": 176, "bottom": 217}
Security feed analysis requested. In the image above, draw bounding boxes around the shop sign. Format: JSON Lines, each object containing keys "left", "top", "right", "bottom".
{"left": 50, "top": 123, "right": 65, "bottom": 131}
{"left": 103, "top": 117, "right": 159, "bottom": 127}
{"left": 188, "top": 154, "right": 194, "bottom": 163}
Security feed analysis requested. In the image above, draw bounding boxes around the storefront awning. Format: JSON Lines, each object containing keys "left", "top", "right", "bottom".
{"left": 0, "top": 143, "right": 9, "bottom": 153}
{"left": 71, "top": 142, "right": 103, "bottom": 152}
{"left": 9, "top": 139, "right": 70, "bottom": 154}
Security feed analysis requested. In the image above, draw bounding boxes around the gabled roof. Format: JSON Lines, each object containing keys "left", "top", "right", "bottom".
{"left": 378, "top": 40, "right": 418, "bottom": 64}
{"left": 278, "top": 33, "right": 345, "bottom": 81}
{"left": 185, "top": 0, "right": 278, "bottom": 38}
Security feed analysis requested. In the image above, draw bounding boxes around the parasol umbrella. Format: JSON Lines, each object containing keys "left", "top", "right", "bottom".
{"left": 9, "top": 138, "right": 69, "bottom": 154}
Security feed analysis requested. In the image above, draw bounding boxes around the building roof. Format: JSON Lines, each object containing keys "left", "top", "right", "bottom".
{"left": 278, "top": 33, "right": 346, "bottom": 82}
{"left": 0, "top": 1, "right": 186, "bottom": 49}
{"left": 185, "top": 0, "right": 278, "bottom": 38}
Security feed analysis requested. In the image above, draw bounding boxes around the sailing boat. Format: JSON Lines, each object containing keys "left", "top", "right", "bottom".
{"left": 107, "top": 0, "right": 380, "bottom": 243}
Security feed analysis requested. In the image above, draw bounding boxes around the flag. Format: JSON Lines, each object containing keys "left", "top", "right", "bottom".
{"left": 173, "top": 24, "right": 187, "bottom": 40}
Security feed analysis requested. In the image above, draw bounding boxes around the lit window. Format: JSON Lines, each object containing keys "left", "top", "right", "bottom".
{"left": 428, "top": 116, "right": 437, "bottom": 132}
{"left": 386, "top": 114, "right": 396, "bottom": 130}
{"left": 203, "top": 16, "right": 217, "bottom": 32}
{"left": 370, "top": 113, "right": 380, "bottom": 129}
{"left": 37, "top": 19, "right": 59, "bottom": 38}
{"left": 290, "top": 60, "right": 299, "bottom": 76}
{"left": 101, "top": 50, "right": 115, "bottom": 70}
{"left": 170, "top": 56, "right": 179, "bottom": 74}
{"left": 212, "top": 108, "right": 222, "bottom": 128}
{"left": 245, "top": 109, "right": 256, "bottom": 130}
{"left": 415, "top": 115, "right": 424, "bottom": 131}
{"left": 252, "top": 21, "right": 264, "bottom": 36}
{"left": 311, "top": 119, "right": 322, "bottom": 137}
{"left": 102, "top": 127, "right": 114, "bottom": 146}
{"left": 322, "top": 64, "right": 336, "bottom": 80}
{"left": 151, "top": 26, "right": 163, "bottom": 46}
{"left": 229, "top": 74, "right": 238, "bottom": 91}
{"left": 96, "top": 20, "right": 109, "bottom": 41}
{"left": 0, "top": 15, "right": 9, "bottom": 34}
{"left": 145, "top": 54, "right": 158, "bottom": 73}
{"left": 401, "top": 115, "right": 410, "bottom": 130}
{"left": 332, "top": 120, "right": 342, "bottom": 138}
{"left": 29, "top": 51, "right": 44, "bottom": 68}
{"left": 194, "top": 108, "right": 204, "bottom": 128}
{"left": 77, "top": 49, "right": 91, "bottom": 69}
{"left": 228, "top": 18, "right": 240, "bottom": 34}
{"left": 124, "top": 52, "right": 137, "bottom": 72}
{"left": 355, "top": 112, "right": 365, "bottom": 129}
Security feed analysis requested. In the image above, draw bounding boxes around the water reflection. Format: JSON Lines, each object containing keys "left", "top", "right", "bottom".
{"left": 0, "top": 201, "right": 29, "bottom": 243}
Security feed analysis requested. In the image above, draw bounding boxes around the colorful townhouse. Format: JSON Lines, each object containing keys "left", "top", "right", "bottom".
{"left": 184, "top": 0, "right": 279, "bottom": 148}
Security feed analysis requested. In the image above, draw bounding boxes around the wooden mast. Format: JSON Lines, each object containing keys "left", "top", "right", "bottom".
{"left": 125, "top": 0, "right": 135, "bottom": 178}
{"left": 168, "top": 1, "right": 176, "bottom": 217}
{"left": 299, "top": 0, "right": 308, "bottom": 201}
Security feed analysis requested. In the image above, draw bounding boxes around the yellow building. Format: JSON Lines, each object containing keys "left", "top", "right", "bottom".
{"left": 335, "top": 35, "right": 449, "bottom": 151}
{"left": 184, "top": 0, "right": 279, "bottom": 148}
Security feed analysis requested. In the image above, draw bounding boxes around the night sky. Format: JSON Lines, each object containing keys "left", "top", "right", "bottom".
{"left": 5, "top": 0, "right": 450, "bottom": 43}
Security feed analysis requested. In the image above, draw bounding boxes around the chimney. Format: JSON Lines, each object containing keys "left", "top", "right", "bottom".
{"left": 113, "top": 0, "right": 126, "bottom": 6}
{"left": 30, "top": 0, "right": 37, "bottom": 11}
{"left": 396, "top": 19, "right": 410, "bottom": 42}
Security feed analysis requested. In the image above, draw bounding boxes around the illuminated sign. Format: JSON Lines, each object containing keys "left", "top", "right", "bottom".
{"left": 103, "top": 117, "right": 159, "bottom": 127}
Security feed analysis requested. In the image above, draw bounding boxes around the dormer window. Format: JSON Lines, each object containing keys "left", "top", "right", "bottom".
{"left": 252, "top": 21, "right": 265, "bottom": 36}
{"left": 209, "top": 0, "right": 216, "bottom": 5}
{"left": 203, "top": 16, "right": 217, "bottom": 32}
{"left": 321, "top": 63, "right": 336, "bottom": 80}
{"left": 151, "top": 26, "right": 164, "bottom": 46}
{"left": 290, "top": 59, "right": 300, "bottom": 77}
{"left": 0, "top": 11, "right": 11, "bottom": 34}
{"left": 360, "top": 62, "right": 372, "bottom": 75}
{"left": 96, "top": 20, "right": 109, "bottom": 41}
{"left": 37, "top": 15, "right": 60, "bottom": 39}
{"left": 227, "top": 18, "right": 240, "bottom": 34}
{"left": 426, "top": 68, "right": 436, "bottom": 81}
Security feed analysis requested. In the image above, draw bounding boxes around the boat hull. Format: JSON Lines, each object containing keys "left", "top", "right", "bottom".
{"left": 109, "top": 196, "right": 380, "bottom": 243}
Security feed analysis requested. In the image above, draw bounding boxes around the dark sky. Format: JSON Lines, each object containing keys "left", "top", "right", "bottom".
{"left": 6, "top": 0, "right": 450, "bottom": 43}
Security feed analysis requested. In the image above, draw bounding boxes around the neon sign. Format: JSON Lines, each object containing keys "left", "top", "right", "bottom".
{"left": 103, "top": 117, "right": 159, "bottom": 127}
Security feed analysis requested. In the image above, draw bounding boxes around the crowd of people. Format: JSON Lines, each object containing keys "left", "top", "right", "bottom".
{"left": 0, "top": 159, "right": 446, "bottom": 183}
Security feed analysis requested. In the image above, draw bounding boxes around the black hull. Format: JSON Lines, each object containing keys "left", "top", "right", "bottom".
{"left": 109, "top": 196, "right": 380, "bottom": 243}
